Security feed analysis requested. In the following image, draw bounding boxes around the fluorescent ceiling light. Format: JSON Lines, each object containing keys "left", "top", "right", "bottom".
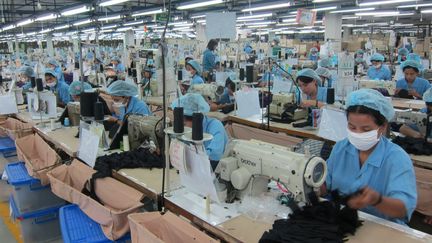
{"left": 17, "top": 19, "right": 34, "bottom": 27}
{"left": 330, "top": 7, "right": 374, "bottom": 13}
{"left": 82, "top": 28, "right": 95, "bottom": 32}
{"left": 356, "top": 11, "right": 399, "bottom": 16}
{"left": 421, "top": 9, "right": 432, "bottom": 13}
{"left": 191, "top": 14, "right": 206, "bottom": 19}
{"left": 245, "top": 21, "right": 275, "bottom": 25}
{"left": 359, "top": 0, "right": 416, "bottom": 7}
{"left": 2, "top": 25, "right": 15, "bottom": 31}
{"left": 73, "top": 19, "right": 92, "bottom": 26}
{"left": 61, "top": 6, "right": 92, "bottom": 16}
{"left": 282, "top": 18, "right": 296, "bottom": 23}
{"left": 237, "top": 18, "right": 265, "bottom": 22}
{"left": 169, "top": 21, "right": 188, "bottom": 26}
{"left": 247, "top": 24, "right": 268, "bottom": 28}
{"left": 101, "top": 24, "right": 117, "bottom": 29}
{"left": 36, "top": 13, "right": 57, "bottom": 21}
{"left": 398, "top": 3, "right": 432, "bottom": 8}
{"left": 117, "top": 26, "right": 132, "bottom": 31}
{"left": 99, "top": 0, "right": 129, "bottom": 7}
{"left": 101, "top": 29, "right": 114, "bottom": 33}
{"left": 313, "top": 6, "right": 337, "bottom": 11}
{"left": 177, "top": 0, "right": 223, "bottom": 10}
{"left": 132, "top": 8, "right": 164, "bottom": 17}
{"left": 26, "top": 32, "right": 36, "bottom": 36}
{"left": 242, "top": 2, "right": 290, "bottom": 12}
{"left": 124, "top": 20, "right": 144, "bottom": 26}
{"left": 39, "top": 29, "right": 52, "bottom": 34}
{"left": 342, "top": 16, "right": 359, "bottom": 19}
{"left": 98, "top": 15, "right": 121, "bottom": 21}
{"left": 276, "top": 22, "right": 297, "bottom": 26}
{"left": 197, "top": 19, "right": 205, "bottom": 23}
{"left": 313, "top": 0, "right": 338, "bottom": 2}
{"left": 237, "top": 13, "right": 272, "bottom": 20}
{"left": 172, "top": 23, "right": 193, "bottom": 27}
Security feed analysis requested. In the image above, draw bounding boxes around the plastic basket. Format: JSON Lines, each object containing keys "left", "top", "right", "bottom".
{"left": 0, "top": 136, "right": 16, "bottom": 157}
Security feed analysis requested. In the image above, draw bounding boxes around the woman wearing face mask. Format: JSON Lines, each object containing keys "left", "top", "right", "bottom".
{"left": 171, "top": 93, "right": 229, "bottom": 170}
{"left": 296, "top": 68, "right": 328, "bottom": 108}
{"left": 367, "top": 53, "right": 392, "bottom": 81}
{"left": 186, "top": 60, "right": 204, "bottom": 86}
{"left": 324, "top": 89, "right": 416, "bottom": 225}
{"left": 202, "top": 39, "right": 218, "bottom": 72}
{"left": 45, "top": 69, "right": 70, "bottom": 107}
{"left": 395, "top": 60, "right": 431, "bottom": 99}
{"left": 17, "top": 66, "right": 35, "bottom": 91}
{"left": 107, "top": 80, "right": 151, "bottom": 125}
{"left": 46, "top": 58, "right": 66, "bottom": 84}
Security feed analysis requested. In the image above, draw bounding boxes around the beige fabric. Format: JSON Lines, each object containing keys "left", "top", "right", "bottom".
{"left": 225, "top": 123, "right": 303, "bottom": 147}
{"left": 128, "top": 212, "right": 217, "bottom": 243}
{"left": 415, "top": 166, "right": 432, "bottom": 216}
{"left": 15, "top": 133, "right": 60, "bottom": 185}
{"left": 0, "top": 118, "right": 33, "bottom": 140}
{"left": 47, "top": 160, "right": 144, "bottom": 240}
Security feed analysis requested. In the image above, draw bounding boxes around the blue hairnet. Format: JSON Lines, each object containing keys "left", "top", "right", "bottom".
{"left": 400, "top": 60, "right": 421, "bottom": 72}
{"left": 297, "top": 68, "right": 322, "bottom": 83}
{"left": 23, "top": 60, "right": 32, "bottom": 67}
{"left": 48, "top": 58, "right": 59, "bottom": 67}
{"left": 186, "top": 60, "right": 202, "bottom": 75}
{"left": 107, "top": 80, "right": 137, "bottom": 97}
{"left": 18, "top": 66, "right": 35, "bottom": 78}
{"left": 86, "top": 52, "right": 94, "bottom": 60}
{"left": 315, "top": 67, "right": 331, "bottom": 79}
{"left": 44, "top": 68, "right": 58, "bottom": 79}
{"left": 346, "top": 89, "right": 394, "bottom": 121}
{"left": 423, "top": 88, "right": 432, "bottom": 103}
{"left": 111, "top": 56, "right": 121, "bottom": 62}
{"left": 310, "top": 47, "right": 318, "bottom": 52}
{"left": 407, "top": 53, "right": 421, "bottom": 63}
{"left": 356, "top": 49, "right": 365, "bottom": 55}
{"left": 171, "top": 93, "right": 210, "bottom": 116}
{"left": 69, "top": 81, "right": 92, "bottom": 96}
{"left": 244, "top": 43, "right": 253, "bottom": 54}
{"left": 319, "top": 58, "right": 331, "bottom": 68}
{"left": 370, "top": 53, "right": 385, "bottom": 62}
{"left": 398, "top": 48, "right": 409, "bottom": 56}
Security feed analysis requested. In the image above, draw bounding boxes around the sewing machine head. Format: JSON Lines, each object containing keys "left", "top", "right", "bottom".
{"left": 127, "top": 114, "right": 165, "bottom": 150}
{"left": 394, "top": 110, "right": 428, "bottom": 135}
{"left": 269, "top": 93, "right": 308, "bottom": 122}
{"left": 358, "top": 80, "right": 396, "bottom": 96}
{"left": 216, "top": 139, "right": 327, "bottom": 203}
{"left": 188, "top": 83, "right": 225, "bottom": 102}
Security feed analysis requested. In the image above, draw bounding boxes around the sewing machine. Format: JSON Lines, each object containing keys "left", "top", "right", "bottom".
{"left": 216, "top": 139, "right": 327, "bottom": 203}
{"left": 269, "top": 93, "right": 308, "bottom": 123}
{"left": 188, "top": 83, "right": 225, "bottom": 102}
{"left": 358, "top": 80, "right": 396, "bottom": 96}
{"left": 127, "top": 114, "right": 165, "bottom": 150}
{"left": 394, "top": 110, "right": 429, "bottom": 136}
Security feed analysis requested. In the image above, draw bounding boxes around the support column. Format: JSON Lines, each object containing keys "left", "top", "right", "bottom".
{"left": 324, "top": 13, "right": 342, "bottom": 53}
{"left": 124, "top": 29, "right": 134, "bottom": 67}
{"left": 46, "top": 34, "right": 54, "bottom": 57}
{"left": 342, "top": 27, "right": 352, "bottom": 42}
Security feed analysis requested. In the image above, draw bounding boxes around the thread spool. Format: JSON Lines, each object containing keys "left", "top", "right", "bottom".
{"left": 132, "top": 69, "right": 137, "bottom": 78}
{"left": 229, "top": 61, "right": 234, "bottom": 69}
{"left": 177, "top": 70, "right": 183, "bottom": 81}
{"left": 285, "top": 53, "right": 288, "bottom": 60}
{"left": 123, "top": 135, "right": 130, "bottom": 152}
{"left": 278, "top": 50, "right": 282, "bottom": 59}
{"left": 128, "top": 68, "right": 132, "bottom": 76}
{"left": 30, "top": 77, "right": 36, "bottom": 88}
{"left": 0, "top": 75, "right": 3, "bottom": 85}
{"left": 80, "top": 92, "right": 98, "bottom": 117}
{"left": 94, "top": 101, "right": 104, "bottom": 121}
{"left": 100, "top": 64, "right": 104, "bottom": 73}
{"left": 173, "top": 107, "right": 184, "bottom": 133}
{"left": 192, "top": 112, "right": 203, "bottom": 141}
{"left": 246, "top": 64, "right": 254, "bottom": 83}
{"left": 239, "top": 68, "right": 245, "bottom": 81}
{"left": 50, "top": 119, "right": 55, "bottom": 130}
{"left": 36, "top": 78, "right": 44, "bottom": 92}
{"left": 74, "top": 62, "right": 79, "bottom": 69}
{"left": 327, "top": 88, "right": 335, "bottom": 104}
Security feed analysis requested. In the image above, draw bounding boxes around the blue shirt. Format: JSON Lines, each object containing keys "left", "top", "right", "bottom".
{"left": 202, "top": 49, "right": 216, "bottom": 72}
{"left": 116, "top": 63, "right": 126, "bottom": 73}
{"left": 309, "top": 54, "right": 318, "bottom": 61}
{"left": 396, "top": 77, "right": 431, "bottom": 97}
{"left": 191, "top": 74, "right": 204, "bottom": 85}
{"left": 218, "top": 88, "right": 233, "bottom": 105}
{"left": 54, "top": 66, "right": 65, "bottom": 84}
{"left": 51, "top": 81, "right": 70, "bottom": 105}
{"left": 295, "top": 86, "right": 328, "bottom": 105}
{"left": 367, "top": 65, "right": 392, "bottom": 81}
{"left": 326, "top": 137, "right": 417, "bottom": 225}
{"left": 113, "top": 96, "right": 152, "bottom": 121}
{"left": 203, "top": 116, "right": 229, "bottom": 161}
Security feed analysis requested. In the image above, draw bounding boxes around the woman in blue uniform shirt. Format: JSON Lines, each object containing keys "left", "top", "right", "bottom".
{"left": 296, "top": 68, "right": 328, "bottom": 108}
{"left": 308, "top": 47, "right": 319, "bottom": 62}
{"left": 171, "top": 93, "right": 229, "bottom": 170}
{"left": 397, "top": 48, "right": 409, "bottom": 63}
{"left": 367, "top": 53, "right": 392, "bottom": 81}
{"left": 395, "top": 60, "right": 431, "bottom": 99}
{"left": 324, "top": 89, "right": 417, "bottom": 225}
{"left": 107, "top": 80, "right": 151, "bottom": 125}
{"left": 202, "top": 39, "right": 218, "bottom": 72}
{"left": 45, "top": 69, "right": 70, "bottom": 107}
{"left": 47, "top": 59, "right": 65, "bottom": 84}
{"left": 315, "top": 67, "right": 333, "bottom": 88}
{"left": 17, "top": 66, "right": 35, "bottom": 91}
{"left": 186, "top": 60, "right": 204, "bottom": 85}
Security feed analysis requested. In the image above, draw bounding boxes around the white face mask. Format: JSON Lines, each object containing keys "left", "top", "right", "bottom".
{"left": 112, "top": 101, "right": 126, "bottom": 116}
{"left": 46, "top": 82, "right": 56, "bottom": 88}
{"left": 347, "top": 128, "right": 380, "bottom": 151}
{"left": 374, "top": 63, "right": 382, "bottom": 69}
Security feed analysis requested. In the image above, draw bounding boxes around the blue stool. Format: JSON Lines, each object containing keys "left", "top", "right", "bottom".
{"left": 0, "top": 137, "right": 16, "bottom": 157}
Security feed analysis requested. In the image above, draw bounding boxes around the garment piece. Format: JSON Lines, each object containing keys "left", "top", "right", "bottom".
{"left": 396, "top": 77, "right": 431, "bottom": 97}
{"left": 326, "top": 137, "right": 417, "bottom": 224}
{"left": 202, "top": 49, "right": 216, "bottom": 72}
{"left": 203, "top": 116, "right": 228, "bottom": 161}
{"left": 393, "top": 136, "right": 432, "bottom": 155}
{"left": 367, "top": 64, "right": 392, "bottom": 81}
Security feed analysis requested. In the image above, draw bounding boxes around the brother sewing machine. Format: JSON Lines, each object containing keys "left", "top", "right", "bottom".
{"left": 269, "top": 93, "right": 308, "bottom": 123}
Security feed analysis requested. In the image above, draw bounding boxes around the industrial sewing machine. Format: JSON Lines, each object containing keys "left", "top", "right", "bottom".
{"left": 358, "top": 80, "right": 396, "bottom": 96}
{"left": 394, "top": 110, "right": 430, "bottom": 136}
{"left": 127, "top": 114, "right": 165, "bottom": 150}
{"left": 216, "top": 139, "right": 327, "bottom": 203}
{"left": 188, "top": 83, "right": 225, "bottom": 102}
{"left": 269, "top": 93, "right": 308, "bottom": 123}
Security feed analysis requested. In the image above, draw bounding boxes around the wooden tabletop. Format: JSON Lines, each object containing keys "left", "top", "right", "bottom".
{"left": 392, "top": 98, "right": 424, "bottom": 111}
{"left": 411, "top": 154, "right": 432, "bottom": 170}
{"left": 33, "top": 126, "right": 80, "bottom": 157}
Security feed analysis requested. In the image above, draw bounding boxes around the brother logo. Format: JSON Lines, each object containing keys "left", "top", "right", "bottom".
{"left": 240, "top": 158, "right": 256, "bottom": 167}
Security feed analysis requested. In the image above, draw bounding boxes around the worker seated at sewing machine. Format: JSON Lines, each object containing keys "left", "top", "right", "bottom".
{"left": 395, "top": 60, "right": 431, "bottom": 100}
{"left": 296, "top": 68, "right": 327, "bottom": 109}
{"left": 44, "top": 68, "right": 70, "bottom": 107}
{"left": 209, "top": 80, "right": 236, "bottom": 113}
{"left": 171, "top": 93, "right": 228, "bottom": 171}
{"left": 323, "top": 89, "right": 417, "bottom": 225}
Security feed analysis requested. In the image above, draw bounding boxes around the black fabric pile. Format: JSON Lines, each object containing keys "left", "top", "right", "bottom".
{"left": 393, "top": 136, "right": 432, "bottom": 155}
{"left": 82, "top": 147, "right": 164, "bottom": 204}
{"left": 259, "top": 191, "right": 363, "bottom": 243}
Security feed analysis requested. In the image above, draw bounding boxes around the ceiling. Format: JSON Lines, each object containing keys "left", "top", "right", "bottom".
{"left": 0, "top": 0, "right": 431, "bottom": 42}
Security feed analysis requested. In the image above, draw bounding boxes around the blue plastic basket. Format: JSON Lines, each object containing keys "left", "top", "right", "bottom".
{"left": 59, "top": 204, "right": 131, "bottom": 243}
{"left": 5, "top": 161, "right": 42, "bottom": 186}
{"left": 0, "top": 136, "right": 16, "bottom": 157}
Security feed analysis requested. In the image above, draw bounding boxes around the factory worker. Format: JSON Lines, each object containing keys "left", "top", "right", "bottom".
{"left": 324, "top": 89, "right": 416, "bottom": 225}
{"left": 318, "top": 58, "right": 331, "bottom": 68}
{"left": 107, "top": 80, "right": 151, "bottom": 125}
{"left": 47, "top": 58, "right": 66, "bottom": 83}
{"left": 308, "top": 47, "right": 319, "bottom": 62}
{"left": 406, "top": 53, "right": 424, "bottom": 72}
{"left": 171, "top": 93, "right": 229, "bottom": 170}
{"left": 185, "top": 55, "right": 194, "bottom": 64}
{"left": 244, "top": 43, "right": 253, "bottom": 55}
{"left": 202, "top": 39, "right": 218, "bottom": 72}
{"left": 397, "top": 48, "right": 409, "bottom": 63}
{"left": 111, "top": 56, "right": 126, "bottom": 73}
{"left": 355, "top": 49, "right": 368, "bottom": 67}
{"left": 17, "top": 66, "right": 35, "bottom": 91}
{"left": 315, "top": 67, "right": 333, "bottom": 88}
{"left": 296, "top": 68, "right": 327, "bottom": 108}
{"left": 141, "top": 68, "right": 153, "bottom": 86}
{"left": 367, "top": 53, "right": 392, "bottom": 81}
{"left": 69, "top": 81, "right": 92, "bottom": 102}
{"left": 105, "top": 65, "right": 118, "bottom": 87}
{"left": 186, "top": 60, "right": 204, "bottom": 85}
{"left": 395, "top": 60, "right": 431, "bottom": 99}
{"left": 45, "top": 69, "right": 70, "bottom": 107}
{"left": 210, "top": 80, "right": 236, "bottom": 112}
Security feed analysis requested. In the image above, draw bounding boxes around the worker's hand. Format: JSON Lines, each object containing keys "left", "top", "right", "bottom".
{"left": 347, "top": 187, "right": 381, "bottom": 209}
{"left": 300, "top": 100, "right": 315, "bottom": 108}
{"left": 107, "top": 116, "right": 118, "bottom": 123}
{"left": 408, "top": 90, "right": 421, "bottom": 99}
